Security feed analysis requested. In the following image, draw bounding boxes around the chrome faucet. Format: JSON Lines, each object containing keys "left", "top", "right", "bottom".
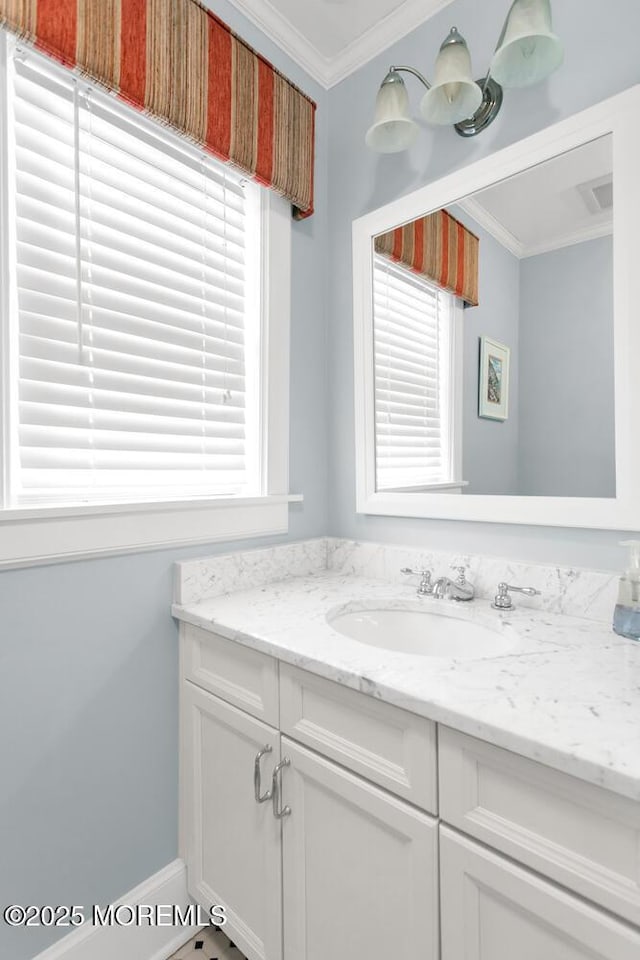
{"left": 432, "top": 565, "right": 475, "bottom": 601}
{"left": 401, "top": 567, "right": 434, "bottom": 597}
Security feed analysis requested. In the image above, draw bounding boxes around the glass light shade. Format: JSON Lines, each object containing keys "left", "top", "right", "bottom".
{"left": 490, "top": 0, "right": 563, "bottom": 88}
{"left": 365, "top": 73, "right": 418, "bottom": 153}
{"left": 420, "top": 28, "right": 483, "bottom": 126}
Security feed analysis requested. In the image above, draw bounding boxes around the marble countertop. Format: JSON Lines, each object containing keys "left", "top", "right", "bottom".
{"left": 172, "top": 572, "right": 640, "bottom": 803}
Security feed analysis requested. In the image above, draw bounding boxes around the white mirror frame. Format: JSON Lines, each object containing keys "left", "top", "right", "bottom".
{"left": 353, "top": 86, "right": 640, "bottom": 531}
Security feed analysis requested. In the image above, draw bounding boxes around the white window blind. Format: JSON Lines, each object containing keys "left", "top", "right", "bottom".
{"left": 373, "top": 254, "right": 455, "bottom": 491}
{"left": 4, "top": 42, "right": 262, "bottom": 507}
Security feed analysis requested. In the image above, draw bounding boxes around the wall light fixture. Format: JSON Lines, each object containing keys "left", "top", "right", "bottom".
{"left": 366, "top": 0, "right": 563, "bottom": 151}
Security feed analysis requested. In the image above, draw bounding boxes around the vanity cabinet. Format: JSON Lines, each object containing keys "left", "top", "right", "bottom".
{"left": 179, "top": 623, "right": 640, "bottom": 960}
{"left": 180, "top": 625, "right": 440, "bottom": 960}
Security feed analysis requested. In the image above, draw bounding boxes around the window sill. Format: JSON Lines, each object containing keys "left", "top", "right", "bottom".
{"left": 0, "top": 494, "right": 303, "bottom": 570}
{"left": 377, "top": 481, "right": 468, "bottom": 495}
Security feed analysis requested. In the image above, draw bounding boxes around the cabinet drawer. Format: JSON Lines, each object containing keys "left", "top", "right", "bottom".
{"left": 280, "top": 663, "right": 437, "bottom": 813}
{"left": 181, "top": 623, "right": 279, "bottom": 726}
{"left": 439, "top": 726, "right": 640, "bottom": 925}
{"left": 441, "top": 827, "right": 640, "bottom": 960}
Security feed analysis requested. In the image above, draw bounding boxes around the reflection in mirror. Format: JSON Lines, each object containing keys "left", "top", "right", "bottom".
{"left": 372, "top": 135, "right": 614, "bottom": 498}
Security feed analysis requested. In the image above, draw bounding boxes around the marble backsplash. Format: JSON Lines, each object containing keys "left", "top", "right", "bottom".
{"left": 175, "top": 537, "right": 619, "bottom": 624}
{"left": 326, "top": 540, "right": 619, "bottom": 624}
{"left": 174, "top": 538, "right": 328, "bottom": 605}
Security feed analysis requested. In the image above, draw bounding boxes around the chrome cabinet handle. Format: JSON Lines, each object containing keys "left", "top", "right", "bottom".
{"left": 254, "top": 744, "right": 273, "bottom": 803}
{"left": 271, "top": 757, "right": 291, "bottom": 819}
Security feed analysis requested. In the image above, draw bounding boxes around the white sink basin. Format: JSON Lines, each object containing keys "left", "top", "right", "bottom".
{"left": 328, "top": 605, "right": 516, "bottom": 659}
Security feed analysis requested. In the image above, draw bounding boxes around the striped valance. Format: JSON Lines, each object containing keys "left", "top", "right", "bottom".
{"left": 375, "top": 209, "right": 479, "bottom": 306}
{"left": 0, "top": 0, "right": 316, "bottom": 218}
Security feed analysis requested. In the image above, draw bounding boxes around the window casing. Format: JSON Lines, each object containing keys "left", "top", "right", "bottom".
{"left": 373, "top": 254, "right": 463, "bottom": 492}
{"left": 0, "top": 33, "right": 292, "bottom": 567}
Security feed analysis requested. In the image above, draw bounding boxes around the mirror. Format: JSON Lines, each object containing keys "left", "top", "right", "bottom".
{"left": 353, "top": 87, "right": 640, "bottom": 529}
{"left": 372, "top": 136, "right": 614, "bottom": 499}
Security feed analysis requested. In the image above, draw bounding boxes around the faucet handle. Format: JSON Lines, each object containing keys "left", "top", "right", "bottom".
{"left": 492, "top": 582, "right": 541, "bottom": 610}
{"left": 450, "top": 564, "right": 468, "bottom": 584}
{"left": 401, "top": 567, "right": 433, "bottom": 596}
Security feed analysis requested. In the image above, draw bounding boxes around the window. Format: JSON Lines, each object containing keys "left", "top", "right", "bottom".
{"left": 373, "top": 254, "right": 462, "bottom": 492}
{"left": 0, "top": 34, "right": 292, "bottom": 566}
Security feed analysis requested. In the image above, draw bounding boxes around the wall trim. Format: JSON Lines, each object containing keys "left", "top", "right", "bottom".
{"left": 0, "top": 495, "right": 302, "bottom": 570}
{"left": 223, "top": 0, "right": 456, "bottom": 89}
{"left": 32, "top": 859, "right": 201, "bottom": 960}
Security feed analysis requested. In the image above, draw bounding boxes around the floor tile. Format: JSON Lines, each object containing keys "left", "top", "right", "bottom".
{"left": 168, "top": 924, "right": 246, "bottom": 960}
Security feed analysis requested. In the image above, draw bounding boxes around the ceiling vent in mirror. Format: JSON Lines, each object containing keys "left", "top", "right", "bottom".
{"left": 578, "top": 175, "right": 614, "bottom": 215}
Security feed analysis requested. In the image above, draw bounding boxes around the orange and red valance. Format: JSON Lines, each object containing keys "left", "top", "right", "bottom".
{"left": 375, "top": 209, "right": 479, "bottom": 306}
{"left": 0, "top": 0, "right": 316, "bottom": 218}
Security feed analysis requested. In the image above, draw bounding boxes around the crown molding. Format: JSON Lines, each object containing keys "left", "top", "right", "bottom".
{"left": 457, "top": 196, "right": 613, "bottom": 260}
{"left": 324, "top": 0, "right": 456, "bottom": 87}
{"left": 223, "top": 0, "right": 456, "bottom": 89}
{"left": 221, "top": 0, "right": 333, "bottom": 88}
{"left": 457, "top": 197, "right": 524, "bottom": 259}
{"left": 523, "top": 220, "right": 613, "bottom": 259}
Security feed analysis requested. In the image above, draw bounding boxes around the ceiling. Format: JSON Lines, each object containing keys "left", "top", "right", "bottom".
{"left": 457, "top": 136, "right": 613, "bottom": 260}
{"left": 224, "top": 0, "right": 456, "bottom": 87}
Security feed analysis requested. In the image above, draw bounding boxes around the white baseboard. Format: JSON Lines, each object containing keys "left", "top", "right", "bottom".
{"left": 33, "top": 859, "right": 202, "bottom": 960}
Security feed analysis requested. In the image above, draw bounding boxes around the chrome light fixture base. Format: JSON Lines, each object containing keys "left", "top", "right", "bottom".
{"left": 454, "top": 77, "right": 504, "bottom": 137}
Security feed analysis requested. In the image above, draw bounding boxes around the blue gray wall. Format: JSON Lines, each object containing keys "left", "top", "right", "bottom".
{"left": 518, "top": 236, "right": 615, "bottom": 497}
{"left": 456, "top": 216, "right": 613, "bottom": 498}
{"left": 453, "top": 207, "right": 521, "bottom": 495}
{"left": 0, "top": 2, "right": 328, "bottom": 956}
{"left": 327, "top": 0, "right": 640, "bottom": 567}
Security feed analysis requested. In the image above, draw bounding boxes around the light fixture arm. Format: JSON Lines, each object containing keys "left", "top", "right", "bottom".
{"left": 387, "top": 65, "right": 432, "bottom": 91}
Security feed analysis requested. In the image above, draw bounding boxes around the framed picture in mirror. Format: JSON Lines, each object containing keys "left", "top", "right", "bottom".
{"left": 479, "top": 336, "right": 510, "bottom": 421}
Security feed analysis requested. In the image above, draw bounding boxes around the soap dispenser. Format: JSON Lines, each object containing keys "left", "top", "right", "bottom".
{"left": 613, "top": 540, "right": 640, "bottom": 641}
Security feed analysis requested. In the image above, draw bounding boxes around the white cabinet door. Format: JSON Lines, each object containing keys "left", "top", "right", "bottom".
{"left": 281, "top": 738, "right": 439, "bottom": 960}
{"left": 440, "top": 826, "right": 640, "bottom": 960}
{"left": 181, "top": 680, "right": 282, "bottom": 960}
